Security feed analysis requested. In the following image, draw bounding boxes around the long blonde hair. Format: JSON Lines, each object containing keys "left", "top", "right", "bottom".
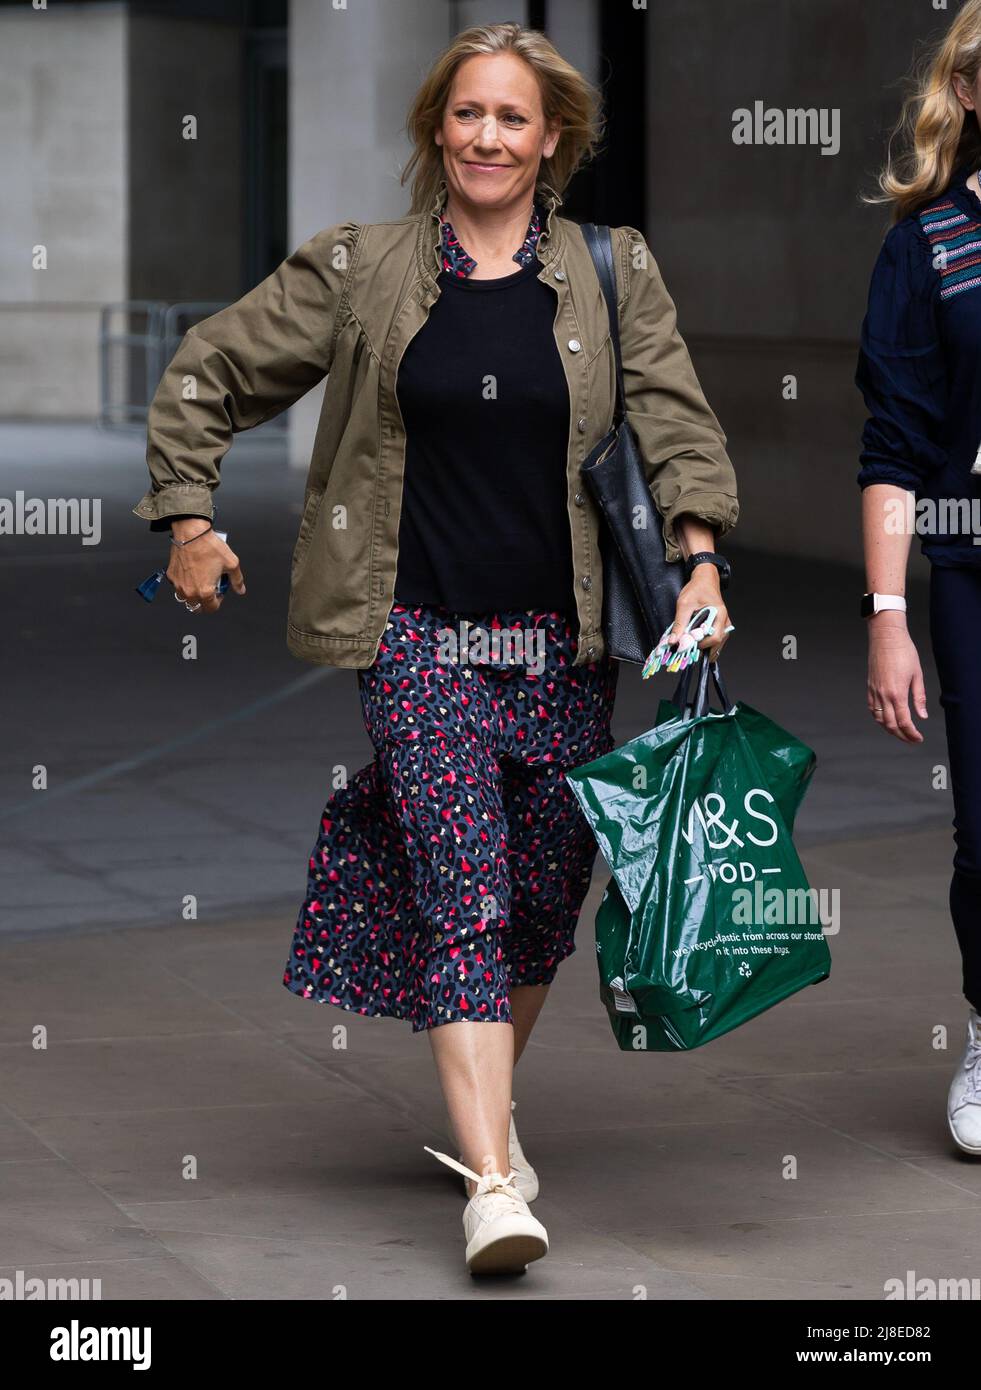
{"left": 864, "top": 0, "right": 981, "bottom": 224}
{"left": 401, "top": 21, "right": 603, "bottom": 216}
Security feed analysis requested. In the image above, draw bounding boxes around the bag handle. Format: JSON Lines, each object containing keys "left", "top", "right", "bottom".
{"left": 672, "top": 658, "right": 732, "bottom": 720}
{"left": 580, "top": 223, "right": 627, "bottom": 429}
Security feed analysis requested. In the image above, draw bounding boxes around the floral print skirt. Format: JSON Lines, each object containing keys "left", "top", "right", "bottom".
{"left": 281, "top": 599, "right": 619, "bottom": 1031}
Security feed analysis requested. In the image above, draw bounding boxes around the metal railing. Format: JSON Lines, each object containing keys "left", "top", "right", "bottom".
{"left": 98, "top": 301, "right": 167, "bottom": 429}
{"left": 98, "top": 300, "right": 287, "bottom": 432}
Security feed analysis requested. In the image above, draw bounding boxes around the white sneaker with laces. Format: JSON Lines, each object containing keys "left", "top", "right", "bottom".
{"left": 456, "top": 1099, "right": 540, "bottom": 1202}
{"left": 947, "top": 1007, "right": 981, "bottom": 1154}
{"left": 424, "top": 1145, "right": 548, "bottom": 1274}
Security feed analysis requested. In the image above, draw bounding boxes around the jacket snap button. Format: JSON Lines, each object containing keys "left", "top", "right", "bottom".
{"left": 586, "top": 645, "right": 596, "bottom": 660}
{"left": 574, "top": 492, "right": 585, "bottom": 506}
{"left": 577, "top": 417, "right": 587, "bottom": 432}
{"left": 554, "top": 269, "right": 566, "bottom": 281}
{"left": 581, "top": 575, "right": 592, "bottom": 590}
{"left": 568, "top": 339, "right": 581, "bottom": 352}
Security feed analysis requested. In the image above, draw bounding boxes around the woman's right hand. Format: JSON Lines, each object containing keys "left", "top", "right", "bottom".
{"left": 866, "top": 612, "right": 928, "bottom": 744}
{"left": 167, "top": 518, "right": 246, "bottom": 614}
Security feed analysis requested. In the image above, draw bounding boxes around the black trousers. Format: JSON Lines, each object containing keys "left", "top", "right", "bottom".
{"left": 929, "top": 564, "right": 981, "bottom": 1011}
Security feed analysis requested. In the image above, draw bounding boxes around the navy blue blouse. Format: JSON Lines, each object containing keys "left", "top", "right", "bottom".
{"left": 855, "top": 155, "right": 981, "bottom": 564}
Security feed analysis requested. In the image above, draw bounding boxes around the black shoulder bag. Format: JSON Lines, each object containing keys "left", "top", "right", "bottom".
{"left": 579, "top": 223, "right": 684, "bottom": 664}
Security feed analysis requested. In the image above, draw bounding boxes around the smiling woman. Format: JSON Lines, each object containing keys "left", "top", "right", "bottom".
{"left": 429, "top": 53, "right": 562, "bottom": 278}
{"left": 134, "top": 17, "right": 739, "bottom": 1282}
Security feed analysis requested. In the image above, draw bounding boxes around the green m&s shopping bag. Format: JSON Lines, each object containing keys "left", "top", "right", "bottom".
{"left": 564, "top": 660, "right": 830, "bottom": 1051}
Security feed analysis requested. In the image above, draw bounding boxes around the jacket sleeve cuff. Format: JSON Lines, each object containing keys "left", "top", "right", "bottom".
{"left": 659, "top": 490, "right": 740, "bottom": 564}
{"left": 132, "top": 484, "right": 215, "bottom": 525}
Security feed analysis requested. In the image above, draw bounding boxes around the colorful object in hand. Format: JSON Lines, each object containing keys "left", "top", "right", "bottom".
{"left": 642, "top": 605, "right": 719, "bottom": 679}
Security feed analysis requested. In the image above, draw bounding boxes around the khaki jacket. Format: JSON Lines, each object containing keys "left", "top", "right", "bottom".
{"left": 133, "top": 181, "right": 738, "bottom": 668}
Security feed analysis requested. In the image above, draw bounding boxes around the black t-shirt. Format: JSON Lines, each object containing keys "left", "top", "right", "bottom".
{"left": 393, "top": 254, "right": 576, "bottom": 614}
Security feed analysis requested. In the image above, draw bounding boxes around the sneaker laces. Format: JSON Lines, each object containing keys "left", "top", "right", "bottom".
{"left": 423, "top": 1146, "right": 525, "bottom": 1212}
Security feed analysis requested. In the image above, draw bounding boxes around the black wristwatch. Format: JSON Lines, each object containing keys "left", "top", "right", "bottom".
{"left": 685, "top": 551, "right": 731, "bottom": 590}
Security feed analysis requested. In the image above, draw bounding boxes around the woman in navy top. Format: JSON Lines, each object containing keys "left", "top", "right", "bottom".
{"left": 855, "top": 2, "right": 981, "bottom": 1156}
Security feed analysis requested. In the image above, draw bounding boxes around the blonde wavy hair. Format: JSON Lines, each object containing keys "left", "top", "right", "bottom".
{"left": 401, "top": 21, "right": 603, "bottom": 216}
{"left": 864, "top": 0, "right": 981, "bottom": 224}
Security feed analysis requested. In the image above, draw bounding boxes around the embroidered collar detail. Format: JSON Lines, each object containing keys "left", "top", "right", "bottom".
{"left": 438, "top": 203, "right": 543, "bottom": 278}
{"left": 917, "top": 160, "right": 981, "bottom": 301}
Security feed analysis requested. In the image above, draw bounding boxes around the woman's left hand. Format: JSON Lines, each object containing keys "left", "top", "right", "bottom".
{"left": 665, "top": 573, "right": 734, "bottom": 663}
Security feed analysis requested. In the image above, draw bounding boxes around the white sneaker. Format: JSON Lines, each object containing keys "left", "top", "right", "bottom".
{"left": 947, "top": 1008, "right": 981, "bottom": 1154}
{"left": 456, "top": 1100, "right": 540, "bottom": 1203}
{"left": 424, "top": 1146, "right": 548, "bottom": 1274}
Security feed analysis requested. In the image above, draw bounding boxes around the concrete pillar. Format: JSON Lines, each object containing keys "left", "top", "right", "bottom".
{"left": 289, "top": 0, "right": 450, "bottom": 466}
{"left": 542, "top": 0, "right": 599, "bottom": 84}
{"left": 0, "top": 2, "right": 128, "bottom": 417}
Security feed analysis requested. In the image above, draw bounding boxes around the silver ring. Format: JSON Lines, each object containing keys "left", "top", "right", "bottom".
{"left": 873, "top": 706, "right": 884, "bottom": 713}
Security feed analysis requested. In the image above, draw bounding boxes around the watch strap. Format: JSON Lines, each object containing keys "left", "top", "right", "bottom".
{"left": 686, "top": 551, "right": 730, "bottom": 586}
{"left": 860, "top": 592, "right": 907, "bottom": 618}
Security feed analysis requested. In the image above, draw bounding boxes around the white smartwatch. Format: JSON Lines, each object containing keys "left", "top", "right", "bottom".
{"left": 860, "top": 592, "right": 907, "bottom": 618}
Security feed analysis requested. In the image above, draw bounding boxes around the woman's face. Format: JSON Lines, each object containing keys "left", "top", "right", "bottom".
{"left": 435, "top": 52, "right": 560, "bottom": 212}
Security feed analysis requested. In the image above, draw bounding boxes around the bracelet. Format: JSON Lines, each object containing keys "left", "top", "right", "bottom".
{"left": 170, "top": 520, "right": 214, "bottom": 548}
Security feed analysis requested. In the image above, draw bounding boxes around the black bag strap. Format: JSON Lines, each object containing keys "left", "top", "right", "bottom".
{"left": 580, "top": 223, "right": 627, "bottom": 428}
{"left": 672, "top": 658, "right": 733, "bottom": 720}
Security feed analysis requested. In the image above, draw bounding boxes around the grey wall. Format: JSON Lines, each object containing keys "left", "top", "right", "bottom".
{"left": 128, "top": 11, "right": 243, "bottom": 302}
{"left": 0, "top": 2, "right": 128, "bottom": 417}
{"left": 0, "top": 1, "right": 244, "bottom": 418}
{"left": 645, "top": 0, "right": 951, "bottom": 571}
{"left": 543, "top": 0, "right": 599, "bottom": 86}
{"left": 0, "top": 0, "right": 960, "bottom": 574}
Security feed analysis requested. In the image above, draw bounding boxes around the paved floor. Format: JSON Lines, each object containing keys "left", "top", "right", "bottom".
{"left": 1, "top": 826, "right": 979, "bottom": 1300}
{"left": 2, "top": 424, "right": 979, "bottom": 1299}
